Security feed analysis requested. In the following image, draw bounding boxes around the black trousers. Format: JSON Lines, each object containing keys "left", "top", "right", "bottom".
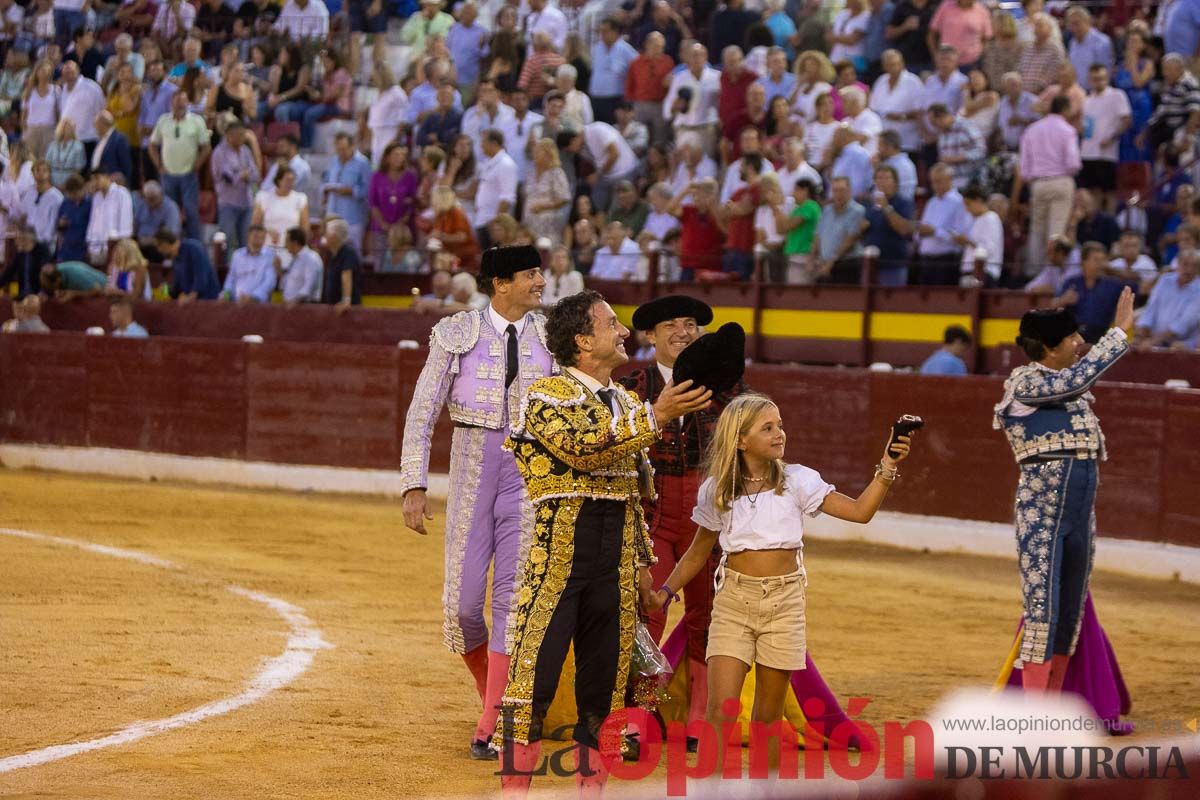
{"left": 529, "top": 498, "right": 625, "bottom": 749}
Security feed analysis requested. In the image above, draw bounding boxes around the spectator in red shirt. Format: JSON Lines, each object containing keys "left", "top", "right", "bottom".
{"left": 669, "top": 177, "right": 726, "bottom": 280}
{"left": 626, "top": 31, "right": 675, "bottom": 148}
{"left": 718, "top": 45, "right": 759, "bottom": 142}
{"left": 722, "top": 155, "right": 763, "bottom": 279}
{"left": 722, "top": 83, "right": 770, "bottom": 163}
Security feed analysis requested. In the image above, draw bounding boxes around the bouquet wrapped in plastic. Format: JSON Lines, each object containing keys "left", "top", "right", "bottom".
{"left": 628, "top": 620, "right": 673, "bottom": 709}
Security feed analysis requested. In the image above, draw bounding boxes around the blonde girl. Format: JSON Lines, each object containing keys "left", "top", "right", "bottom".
{"left": 107, "top": 239, "right": 152, "bottom": 301}
{"left": 645, "top": 393, "right": 914, "bottom": 744}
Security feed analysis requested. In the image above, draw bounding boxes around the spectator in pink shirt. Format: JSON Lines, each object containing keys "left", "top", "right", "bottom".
{"left": 928, "top": 0, "right": 993, "bottom": 69}
{"left": 1019, "top": 95, "right": 1081, "bottom": 274}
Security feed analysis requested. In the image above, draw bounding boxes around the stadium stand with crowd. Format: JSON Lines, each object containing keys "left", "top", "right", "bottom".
{"left": 0, "top": 0, "right": 1198, "bottom": 353}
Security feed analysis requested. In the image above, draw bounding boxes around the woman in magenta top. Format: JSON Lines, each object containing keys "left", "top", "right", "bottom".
{"left": 368, "top": 142, "right": 420, "bottom": 254}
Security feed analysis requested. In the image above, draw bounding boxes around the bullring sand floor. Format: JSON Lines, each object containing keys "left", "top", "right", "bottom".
{"left": 1, "top": 469, "right": 1198, "bottom": 798}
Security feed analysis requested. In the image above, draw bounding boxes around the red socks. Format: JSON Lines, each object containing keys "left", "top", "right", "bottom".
{"left": 499, "top": 741, "right": 542, "bottom": 798}
{"left": 574, "top": 746, "right": 611, "bottom": 799}
{"left": 475, "top": 652, "right": 510, "bottom": 742}
{"left": 461, "top": 644, "right": 489, "bottom": 705}
{"left": 1049, "top": 654, "right": 1070, "bottom": 692}
{"left": 1021, "top": 658, "right": 1054, "bottom": 694}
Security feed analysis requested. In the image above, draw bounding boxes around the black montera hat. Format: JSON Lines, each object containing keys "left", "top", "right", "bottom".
{"left": 479, "top": 245, "right": 541, "bottom": 281}
{"left": 631, "top": 295, "right": 714, "bottom": 331}
{"left": 1017, "top": 308, "right": 1079, "bottom": 349}
{"left": 672, "top": 322, "right": 746, "bottom": 395}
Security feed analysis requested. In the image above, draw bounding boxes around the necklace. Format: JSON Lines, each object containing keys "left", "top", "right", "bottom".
{"left": 742, "top": 476, "right": 767, "bottom": 506}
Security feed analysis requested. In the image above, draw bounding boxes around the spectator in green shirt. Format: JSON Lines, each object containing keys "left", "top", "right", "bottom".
{"left": 781, "top": 179, "right": 822, "bottom": 284}
{"left": 149, "top": 90, "right": 212, "bottom": 241}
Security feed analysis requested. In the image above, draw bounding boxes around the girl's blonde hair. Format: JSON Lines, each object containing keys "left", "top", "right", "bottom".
{"left": 112, "top": 238, "right": 148, "bottom": 272}
{"left": 704, "top": 393, "right": 787, "bottom": 514}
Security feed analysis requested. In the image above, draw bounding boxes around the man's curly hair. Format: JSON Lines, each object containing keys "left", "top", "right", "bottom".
{"left": 546, "top": 290, "right": 605, "bottom": 368}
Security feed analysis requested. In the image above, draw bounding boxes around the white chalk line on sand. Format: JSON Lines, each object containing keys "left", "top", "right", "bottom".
{"left": 0, "top": 528, "right": 333, "bottom": 774}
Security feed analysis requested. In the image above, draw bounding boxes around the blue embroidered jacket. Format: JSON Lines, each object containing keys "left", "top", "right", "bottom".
{"left": 993, "top": 328, "right": 1129, "bottom": 462}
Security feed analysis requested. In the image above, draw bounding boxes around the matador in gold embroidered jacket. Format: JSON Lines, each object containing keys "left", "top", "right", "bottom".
{"left": 501, "top": 372, "right": 660, "bottom": 749}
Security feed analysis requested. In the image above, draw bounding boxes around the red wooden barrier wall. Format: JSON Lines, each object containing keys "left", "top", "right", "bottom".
{"left": 7, "top": 296, "right": 1198, "bottom": 386}
{"left": 1, "top": 334, "right": 1198, "bottom": 547}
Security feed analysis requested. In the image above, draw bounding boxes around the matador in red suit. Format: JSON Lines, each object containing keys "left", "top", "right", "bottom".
{"left": 618, "top": 295, "right": 738, "bottom": 733}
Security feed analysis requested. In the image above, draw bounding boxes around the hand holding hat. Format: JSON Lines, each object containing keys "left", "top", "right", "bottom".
{"left": 653, "top": 379, "right": 712, "bottom": 421}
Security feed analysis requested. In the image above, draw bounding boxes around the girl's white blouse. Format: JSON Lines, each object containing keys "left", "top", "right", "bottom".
{"left": 691, "top": 463, "right": 835, "bottom": 554}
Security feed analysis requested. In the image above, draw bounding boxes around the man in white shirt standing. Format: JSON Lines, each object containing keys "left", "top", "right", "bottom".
{"left": 496, "top": 86, "right": 542, "bottom": 185}
{"left": 474, "top": 128, "right": 518, "bottom": 248}
{"left": 367, "top": 73, "right": 408, "bottom": 168}
{"left": 560, "top": 121, "right": 639, "bottom": 212}
{"left": 877, "top": 131, "right": 919, "bottom": 201}
{"left": 20, "top": 160, "right": 63, "bottom": 249}
{"left": 1078, "top": 64, "right": 1131, "bottom": 197}
{"left": 956, "top": 185, "right": 1004, "bottom": 284}
{"left": 916, "top": 163, "right": 973, "bottom": 285}
{"left": 590, "top": 221, "right": 643, "bottom": 280}
{"left": 281, "top": 226, "right": 324, "bottom": 304}
{"left": 85, "top": 171, "right": 134, "bottom": 263}
{"left": 462, "top": 80, "right": 516, "bottom": 162}
{"left": 663, "top": 43, "right": 721, "bottom": 157}
{"left": 523, "top": 0, "right": 567, "bottom": 54}
{"left": 58, "top": 60, "right": 106, "bottom": 162}
{"left": 870, "top": 50, "right": 925, "bottom": 154}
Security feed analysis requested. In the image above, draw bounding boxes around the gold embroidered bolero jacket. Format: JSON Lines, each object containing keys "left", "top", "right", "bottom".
{"left": 505, "top": 374, "right": 661, "bottom": 567}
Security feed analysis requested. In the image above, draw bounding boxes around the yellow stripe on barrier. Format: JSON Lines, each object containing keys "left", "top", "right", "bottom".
{"left": 761, "top": 309, "right": 862, "bottom": 339}
{"left": 709, "top": 306, "right": 757, "bottom": 331}
{"left": 362, "top": 295, "right": 416, "bottom": 309}
{"left": 980, "top": 318, "right": 1020, "bottom": 348}
{"left": 367, "top": 296, "right": 1017, "bottom": 346}
{"left": 869, "top": 312, "right": 974, "bottom": 342}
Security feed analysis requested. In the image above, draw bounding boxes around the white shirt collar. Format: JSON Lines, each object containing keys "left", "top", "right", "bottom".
{"left": 656, "top": 361, "right": 673, "bottom": 383}
{"left": 487, "top": 303, "right": 528, "bottom": 336}
{"left": 566, "top": 366, "right": 615, "bottom": 398}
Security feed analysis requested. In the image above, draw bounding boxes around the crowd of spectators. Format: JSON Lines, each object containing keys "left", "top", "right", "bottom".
{"left": 0, "top": 0, "right": 1196, "bottom": 349}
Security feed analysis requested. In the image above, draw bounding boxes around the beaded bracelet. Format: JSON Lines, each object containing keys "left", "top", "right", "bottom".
{"left": 874, "top": 462, "right": 899, "bottom": 483}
